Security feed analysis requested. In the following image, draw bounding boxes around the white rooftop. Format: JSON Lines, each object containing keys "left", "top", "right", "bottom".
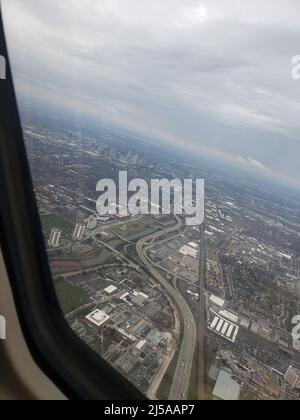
{"left": 213, "top": 371, "right": 241, "bottom": 400}
{"left": 179, "top": 244, "right": 198, "bottom": 259}
{"left": 86, "top": 309, "right": 110, "bottom": 327}
{"left": 104, "top": 285, "right": 118, "bottom": 294}
{"left": 210, "top": 295, "right": 225, "bottom": 307}
{"left": 188, "top": 242, "right": 198, "bottom": 249}
{"left": 135, "top": 340, "right": 147, "bottom": 350}
{"left": 219, "top": 310, "right": 239, "bottom": 323}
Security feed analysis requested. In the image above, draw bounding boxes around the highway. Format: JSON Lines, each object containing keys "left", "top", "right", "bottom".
{"left": 136, "top": 216, "right": 197, "bottom": 400}
{"left": 198, "top": 223, "right": 206, "bottom": 400}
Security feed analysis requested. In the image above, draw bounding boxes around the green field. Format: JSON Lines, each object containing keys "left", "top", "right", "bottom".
{"left": 54, "top": 277, "right": 90, "bottom": 315}
{"left": 41, "top": 214, "right": 74, "bottom": 235}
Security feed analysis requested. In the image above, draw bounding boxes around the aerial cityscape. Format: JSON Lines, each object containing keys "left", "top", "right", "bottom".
{"left": 2, "top": 0, "right": 300, "bottom": 402}
{"left": 21, "top": 106, "right": 300, "bottom": 401}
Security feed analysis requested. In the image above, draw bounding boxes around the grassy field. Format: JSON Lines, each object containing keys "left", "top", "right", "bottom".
{"left": 41, "top": 214, "right": 74, "bottom": 235}
{"left": 54, "top": 277, "right": 90, "bottom": 315}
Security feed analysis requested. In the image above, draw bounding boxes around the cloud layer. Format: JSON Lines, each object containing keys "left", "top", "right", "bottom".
{"left": 2, "top": 0, "right": 300, "bottom": 186}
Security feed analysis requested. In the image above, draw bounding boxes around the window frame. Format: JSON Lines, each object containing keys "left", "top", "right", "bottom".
{"left": 0, "top": 8, "right": 146, "bottom": 401}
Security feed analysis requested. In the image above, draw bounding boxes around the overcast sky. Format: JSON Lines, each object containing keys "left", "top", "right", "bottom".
{"left": 2, "top": 0, "right": 300, "bottom": 187}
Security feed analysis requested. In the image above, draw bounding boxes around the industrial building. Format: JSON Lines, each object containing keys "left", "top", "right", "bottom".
{"left": 213, "top": 371, "right": 241, "bottom": 401}
{"left": 104, "top": 285, "right": 118, "bottom": 294}
{"left": 85, "top": 309, "right": 110, "bottom": 327}
{"left": 209, "top": 310, "right": 239, "bottom": 343}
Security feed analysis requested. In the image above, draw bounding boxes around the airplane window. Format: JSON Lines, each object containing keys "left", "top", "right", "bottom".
{"left": 2, "top": 0, "right": 300, "bottom": 401}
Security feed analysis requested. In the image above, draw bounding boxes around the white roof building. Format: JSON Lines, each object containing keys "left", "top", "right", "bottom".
{"left": 219, "top": 310, "right": 239, "bottom": 324}
{"left": 188, "top": 242, "right": 198, "bottom": 249}
{"left": 210, "top": 295, "right": 225, "bottom": 307}
{"left": 213, "top": 371, "right": 241, "bottom": 400}
{"left": 179, "top": 244, "right": 198, "bottom": 259}
{"left": 104, "top": 285, "right": 118, "bottom": 294}
{"left": 135, "top": 340, "right": 147, "bottom": 350}
{"left": 86, "top": 309, "right": 110, "bottom": 327}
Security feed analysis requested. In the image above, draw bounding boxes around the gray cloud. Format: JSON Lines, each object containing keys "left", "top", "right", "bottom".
{"left": 2, "top": 0, "right": 300, "bottom": 186}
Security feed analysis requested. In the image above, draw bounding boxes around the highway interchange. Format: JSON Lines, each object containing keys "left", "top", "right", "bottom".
{"left": 136, "top": 215, "right": 206, "bottom": 400}
{"left": 75, "top": 213, "right": 206, "bottom": 400}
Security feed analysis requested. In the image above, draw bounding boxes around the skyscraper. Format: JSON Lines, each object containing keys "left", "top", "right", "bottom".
{"left": 48, "top": 228, "right": 62, "bottom": 248}
{"left": 72, "top": 223, "right": 85, "bottom": 241}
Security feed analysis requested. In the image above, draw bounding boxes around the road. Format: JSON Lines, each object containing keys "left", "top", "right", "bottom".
{"left": 136, "top": 216, "right": 197, "bottom": 400}
{"left": 198, "top": 223, "right": 206, "bottom": 400}
{"left": 91, "top": 234, "right": 137, "bottom": 268}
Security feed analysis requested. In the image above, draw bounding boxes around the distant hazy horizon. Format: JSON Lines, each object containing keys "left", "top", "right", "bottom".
{"left": 17, "top": 92, "right": 300, "bottom": 200}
